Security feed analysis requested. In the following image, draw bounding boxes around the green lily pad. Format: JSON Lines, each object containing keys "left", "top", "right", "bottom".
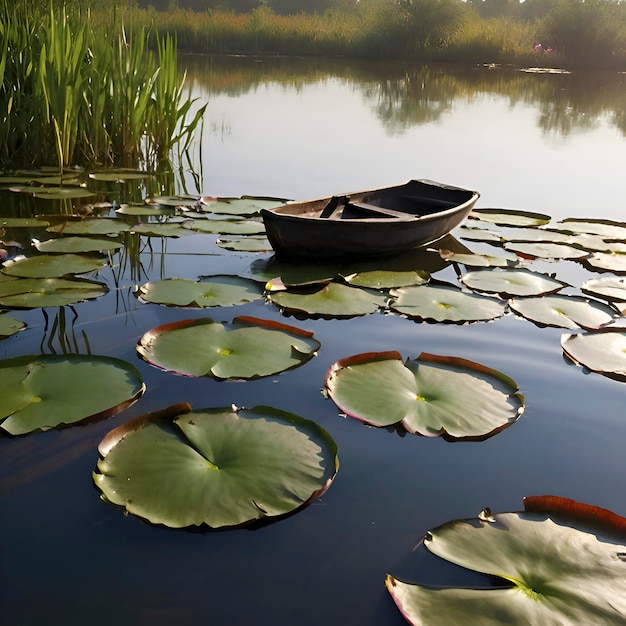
{"left": 509, "top": 295, "right": 618, "bottom": 330}
{"left": 0, "top": 313, "right": 26, "bottom": 337}
{"left": 341, "top": 269, "right": 429, "bottom": 289}
{"left": 115, "top": 204, "right": 175, "bottom": 217}
{"left": 93, "top": 402, "right": 338, "bottom": 529}
{"left": 503, "top": 241, "right": 590, "bottom": 260}
{"left": 439, "top": 249, "right": 517, "bottom": 268}
{"left": 47, "top": 218, "right": 130, "bottom": 236}
{"left": 248, "top": 257, "right": 338, "bottom": 289}
{"left": 469, "top": 208, "right": 551, "bottom": 226}
{"left": 561, "top": 330, "right": 626, "bottom": 381}
{"left": 325, "top": 351, "right": 523, "bottom": 439}
{"left": 190, "top": 219, "right": 265, "bottom": 236}
{"left": 34, "top": 237, "right": 124, "bottom": 253}
{"left": 269, "top": 282, "right": 386, "bottom": 319}
{"left": 146, "top": 195, "right": 199, "bottom": 208}
{"left": 89, "top": 168, "right": 152, "bottom": 182}
{"left": 0, "top": 277, "right": 108, "bottom": 308}
{"left": 130, "top": 222, "right": 196, "bottom": 237}
{"left": 2, "top": 254, "right": 106, "bottom": 278}
{"left": 386, "top": 495, "right": 626, "bottom": 626}
{"left": 137, "top": 315, "right": 320, "bottom": 380}
{"left": 0, "top": 354, "right": 145, "bottom": 435}
{"left": 25, "top": 187, "right": 97, "bottom": 200}
{"left": 199, "top": 196, "right": 288, "bottom": 216}
{"left": 137, "top": 275, "right": 263, "bottom": 308}
{"left": 216, "top": 236, "right": 273, "bottom": 252}
{"left": 0, "top": 218, "right": 50, "bottom": 228}
{"left": 581, "top": 277, "right": 626, "bottom": 302}
{"left": 389, "top": 283, "right": 506, "bottom": 323}
{"left": 460, "top": 268, "right": 568, "bottom": 297}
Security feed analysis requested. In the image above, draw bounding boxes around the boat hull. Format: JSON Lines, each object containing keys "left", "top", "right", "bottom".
{"left": 261, "top": 179, "right": 479, "bottom": 259}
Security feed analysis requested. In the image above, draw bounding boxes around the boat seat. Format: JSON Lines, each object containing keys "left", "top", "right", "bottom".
{"left": 346, "top": 202, "right": 414, "bottom": 220}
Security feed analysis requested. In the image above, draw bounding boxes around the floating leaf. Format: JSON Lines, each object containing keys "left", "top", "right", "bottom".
{"left": 0, "top": 354, "right": 145, "bottom": 435}
{"left": 460, "top": 268, "right": 568, "bottom": 297}
{"left": 269, "top": 282, "right": 386, "bottom": 318}
{"left": 583, "top": 252, "right": 626, "bottom": 274}
{"left": 389, "top": 283, "right": 506, "bottom": 323}
{"left": 581, "top": 277, "right": 626, "bottom": 302}
{"left": 199, "top": 196, "right": 288, "bottom": 216}
{"left": 341, "top": 269, "right": 429, "bottom": 289}
{"left": 439, "top": 249, "right": 517, "bottom": 268}
{"left": 0, "top": 313, "right": 26, "bottom": 337}
{"left": 554, "top": 217, "right": 626, "bottom": 240}
{"left": 509, "top": 295, "right": 618, "bottom": 330}
{"left": 190, "top": 218, "right": 265, "bottom": 236}
{"left": 137, "top": 315, "right": 320, "bottom": 380}
{"left": 469, "top": 208, "right": 551, "bottom": 226}
{"left": 216, "top": 236, "right": 273, "bottom": 252}
{"left": 0, "top": 218, "right": 50, "bottom": 228}
{"left": 47, "top": 218, "right": 130, "bottom": 236}
{"left": 137, "top": 275, "right": 263, "bottom": 308}
{"left": 93, "top": 403, "right": 338, "bottom": 529}
{"left": 562, "top": 330, "right": 626, "bottom": 381}
{"left": 146, "top": 195, "right": 199, "bottom": 208}
{"left": 130, "top": 222, "right": 196, "bottom": 237}
{"left": 29, "top": 187, "right": 97, "bottom": 200}
{"left": 89, "top": 168, "right": 152, "bottom": 182}
{"left": 115, "top": 204, "right": 175, "bottom": 217}
{"left": 503, "top": 241, "right": 589, "bottom": 260}
{"left": 0, "top": 277, "right": 108, "bottom": 308}
{"left": 386, "top": 496, "right": 626, "bottom": 626}
{"left": 325, "top": 351, "right": 523, "bottom": 439}
{"left": 2, "top": 254, "right": 106, "bottom": 278}
{"left": 34, "top": 236, "right": 124, "bottom": 253}
{"left": 248, "top": 257, "right": 338, "bottom": 288}
{"left": 458, "top": 227, "right": 504, "bottom": 243}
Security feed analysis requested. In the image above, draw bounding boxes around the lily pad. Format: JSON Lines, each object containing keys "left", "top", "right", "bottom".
{"left": 216, "top": 236, "right": 273, "bottom": 252}
{"left": 248, "top": 257, "right": 338, "bottom": 289}
{"left": 554, "top": 217, "right": 626, "bottom": 240}
{"left": 341, "top": 269, "right": 429, "bottom": 289}
{"left": 469, "top": 208, "right": 551, "bottom": 226}
{"left": 190, "top": 218, "right": 265, "bottom": 236}
{"left": 137, "top": 315, "right": 320, "bottom": 380}
{"left": 324, "top": 351, "right": 523, "bottom": 439}
{"left": 268, "top": 282, "right": 386, "bottom": 318}
{"left": 115, "top": 204, "right": 175, "bottom": 217}
{"left": 0, "top": 218, "right": 50, "bottom": 228}
{"left": 2, "top": 254, "right": 106, "bottom": 278}
{"left": 93, "top": 402, "right": 338, "bottom": 529}
{"left": 503, "top": 241, "right": 589, "bottom": 260}
{"left": 129, "top": 222, "right": 196, "bottom": 238}
{"left": 386, "top": 495, "right": 626, "bottom": 626}
{"left": 457, "top": 227, "right": 504, "bottom": 243}
{"left": 389, "top": 283, "right": 506, "bottom": 323}
{"left": 509, "top": 294, "right": 618, "bottom": 330}
{"left": 0, "top": 354, "right": 145, "bottom": 435}
{"left": 583, "top": 251, "right": 626, "bottom": 274}
{"left": 47, "top": 218, "right": 130, "bottom": 236}
{"left": 0, "top": 276, "right": 108, "bottom": 308}
{"left": 137, "top": 275, "right": 264, "bottom": 308}
{"left": 89, "top": 168, "right": 152, "bottom": 182}
{"left": 146, "top": 195, "right": 199, "bottom": 208}
{"left": 460, "top": 268, "right": 568, "bottom": 297}
{"left": 34, "top": 237, "right": 124, "bottom": 253}
{"left": 561, "top": 330, "right": 626, "bottom": 381}
{"left": 199, "top": 196, "right": 288, "bottom": 217}
{"left": 581, "top": 277, "right": 626, "bottom": 302}
{"left": 438, "top": 249, "right": 517, "bottom": 268}
{"left": 0, "top": 313, "right": 26, "bottom": 337}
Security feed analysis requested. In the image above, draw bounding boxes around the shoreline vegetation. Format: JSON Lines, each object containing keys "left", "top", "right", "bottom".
{"left": 1, "top": 0, "right": 624, "bottom": 171}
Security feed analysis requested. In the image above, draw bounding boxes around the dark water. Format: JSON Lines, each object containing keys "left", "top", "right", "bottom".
{"left": 1, "top": 57, "right": 626, "bottom": 626}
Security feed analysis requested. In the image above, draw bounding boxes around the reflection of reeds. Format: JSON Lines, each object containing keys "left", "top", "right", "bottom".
{"left": 41, "top": 306, "right": 92, "bottom": 355}
{"left": 0, "top": 2, "right": 206, "bottom": 173}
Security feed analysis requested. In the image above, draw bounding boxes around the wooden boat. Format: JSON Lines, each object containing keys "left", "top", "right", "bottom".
{"left": 260, "top": 179, "right": 480, "bottom": 259}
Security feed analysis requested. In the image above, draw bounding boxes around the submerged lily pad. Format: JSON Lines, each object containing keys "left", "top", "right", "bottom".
{"left": 0, "top": 276, "right": 108, "bottom": 308}
{"left": 561, "top": 330, "right": 626, "bottom": 381}
{"left": 248, "top": 257, "right": 338, "bottom": 289}
{"left": 325, "top": 351, "right": 523, "bottom": 439}
{"left": 460, "top": 268, "right": 568, "bottom": 297}
{"left": 469, "top": 208, "right": 551, "bottom": 226}
{"left": 509, "top": 294, "right": 618, "bottom": 330}
{"left": 93, "top": 402, "right": 338, "bottom": 529}
{"left": 389, "top": 283, "right": 506, "bottom": 323}
{"left": 137, "top": 315, "right": 320, "bottom": 380}
{"left": 268, "top": 282, "right": 386, "bottom": 318}
{"left": 137, "top": 275, "right": 263, "bottom": 308}
{"left": 34, "top": 237, "right": 124, "bottom": 253}
{"left": 2, "top": 254, "right": 106, "bottom": 278}
{"left": 0, "top": 354, "right": 145, "bottom": 435}
{"left": 386, "top": 495, "right": 626, "bottom": 626}
{"left": 0, "top": 313, "right": 26, "bottom": 337}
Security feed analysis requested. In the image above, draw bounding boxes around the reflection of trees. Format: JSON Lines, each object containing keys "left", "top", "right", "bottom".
{"left": 183, "top": 54, "right": 626, "bottom": 137}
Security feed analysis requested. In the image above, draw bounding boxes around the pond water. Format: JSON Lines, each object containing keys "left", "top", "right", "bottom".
{"left": 1, "top": 56, "right": 626, "bottom": 625}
